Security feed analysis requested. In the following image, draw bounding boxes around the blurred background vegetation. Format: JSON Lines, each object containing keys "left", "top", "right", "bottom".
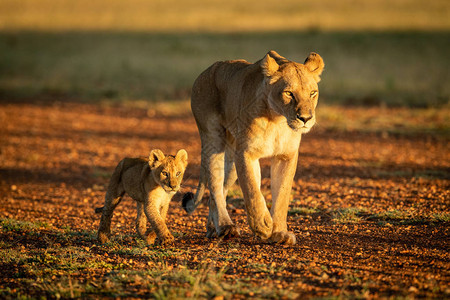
{"left": 0, "top": 0, "right": 449, "bottom": 107}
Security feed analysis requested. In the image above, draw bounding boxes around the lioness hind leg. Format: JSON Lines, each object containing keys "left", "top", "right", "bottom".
{"left": 200, "top": 130, "right": 239, "bottom": 239}
{"left": 206, "top": 197, "right": 240, "bottom": 239}
{"left": 206, "top": 212, "right": 217, "bottom": 238}
{"left": 223, "top": 134, "right": 238, "bottom": 199}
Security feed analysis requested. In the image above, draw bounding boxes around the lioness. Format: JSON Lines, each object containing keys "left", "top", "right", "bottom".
{"left": 183, "top": 51, "right": 324, "bottom": 245}
{"left": 97, "top": 149, "right": 188, "bottom": 245}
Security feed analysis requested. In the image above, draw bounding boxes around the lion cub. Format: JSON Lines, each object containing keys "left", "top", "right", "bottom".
{"left": 96, "top": 149, "right": 188, "bottom": 245}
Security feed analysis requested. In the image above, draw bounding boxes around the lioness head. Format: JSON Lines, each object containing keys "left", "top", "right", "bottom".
{"left": 261, "top": 51, "right": 324, "bottom": 132}
{"left": 148, "top": 149, "right": 188, "bottom": 193}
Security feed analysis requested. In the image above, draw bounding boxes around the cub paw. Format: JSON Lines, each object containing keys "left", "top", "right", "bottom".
{"left": 217, "top": 224, "right": 241, "bottom": 239}
{"left": 270, "top": 231, "right": 296, "bottom": 245}
{"left": 98, "top": 232, "right": 110, "bottom": 244}
{"left": 145, "top": 232, "right": 157, "bottom": 245}
{"left": 158, "top": 234, "right": 175, "bottom": 246}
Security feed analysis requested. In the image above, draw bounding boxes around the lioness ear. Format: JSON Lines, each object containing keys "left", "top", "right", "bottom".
{"left": 175, "top": 149, "right": 188, "bottom": 168}
{"left": 148, "top": 149, "right": 165, "bottom": 168}
{"left": 304, "top": 52, "right": 324, "bottom": 82}
{"left": 268, "top": 50, "right": 289, "bottom": 64}
{"left": 261, "top": 53, "right": 279, "bottom": 77}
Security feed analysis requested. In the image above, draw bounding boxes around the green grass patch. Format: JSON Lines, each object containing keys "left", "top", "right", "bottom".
{"left": 0, "top": 217, "right": 303, "bottom": 299}
{"left": 332, "top": 208, "right": 368, "bottom": 224}
{"left": 0, "top": 31, "right": 448, "bottom": 108}
{"left": 365, "top": 209, "right": 448, "bottom": 225}
{"left": 288, "top": 206, "right": 318, "bottom": 216}
{"left": 1, "top": 218, "right": 47, "bottom": 232}
{"left": 373, "top": 209, "right": 412, "bottom": 221}
{"left": 431, "top": 212, "right": 450, "bottom": 222}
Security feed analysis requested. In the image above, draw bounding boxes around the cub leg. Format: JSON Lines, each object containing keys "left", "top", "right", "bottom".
{"left": 97, "top": 184, "right": 125, "bottom": 243}
{"left": 235, "top": 152, "right": 273, "bottom": 240}
{"left": 159, "top": 199, "right": 170, "bottom": 231}
{"left": 136, "top": 201, "right": 156, "bottom": 245}
{"left": 201, "top": 131, "right": 239, "bottom": 239}
{"left": 269, "top": 153, "right": 299, "bottom": 245}
{"left": 143, "top": 199, "right": 174, "bottom": 245}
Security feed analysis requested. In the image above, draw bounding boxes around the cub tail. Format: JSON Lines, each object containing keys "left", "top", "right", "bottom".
{"left": 94, "top": 159, "right": 126, "bottom": 215}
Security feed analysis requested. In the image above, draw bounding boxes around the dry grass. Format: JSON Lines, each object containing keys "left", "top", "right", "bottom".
{"left": 1, "top": 0, "right": 449, "bottom": 32}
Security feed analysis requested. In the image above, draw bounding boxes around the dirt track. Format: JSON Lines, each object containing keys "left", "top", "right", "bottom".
{"left": 0, "top": 102, "right": 449, "bottom": 298}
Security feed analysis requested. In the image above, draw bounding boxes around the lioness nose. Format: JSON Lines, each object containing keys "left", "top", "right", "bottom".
{"left": 296, "top": 114, "right": 312, "bottom": 124}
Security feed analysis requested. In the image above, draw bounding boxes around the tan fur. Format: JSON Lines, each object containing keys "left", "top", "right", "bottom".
{"left": 97, "top": 149, "right": 188, "bottom": 245}
{"left": 184, "top": 50, "right": 324, "bottom": 245}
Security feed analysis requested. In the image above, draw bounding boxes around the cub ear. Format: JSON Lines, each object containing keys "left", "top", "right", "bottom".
{"left": 148, "top": 149, "right": 165, "bottom": 169}
{"left": 304, "top": 52, "right": 324, "bottom": 82}
{"left": 175, "top": 149, "right": 188, "bottom": 168}
{"left": 261, "top": 53, "right": 279, "bottom": 77}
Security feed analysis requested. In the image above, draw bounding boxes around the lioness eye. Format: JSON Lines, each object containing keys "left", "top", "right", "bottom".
{"left": 162, "top": 171, "right": 168, "bottom": 177}
{"left": 284, "top": 91, "right": 293, "bottom": 98}
{"left": 176, "top": 171, "right": 181, "bottom": 177}
{"left": 310, "top": 90, "right": 318, "bottom": 97}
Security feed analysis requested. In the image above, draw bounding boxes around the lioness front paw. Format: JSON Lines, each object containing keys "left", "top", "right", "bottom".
{"left": 217, "top": 224, "right": 240, "bottom": 239}
{"left": 270, "top": 231, "right": 296, "bottom": 245}
{"left": 248, "top": 210, "right": 273, "bottom": 240}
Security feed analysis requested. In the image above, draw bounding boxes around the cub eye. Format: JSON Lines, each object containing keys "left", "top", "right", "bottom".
{"left": 310, "top": 90, "right": 318, "bottom": 98}
{"left": 161, "top": 171, "right": 168, "bottom": 177}
{"left": 176, "top": 171, "right": 181, "bottom": 177}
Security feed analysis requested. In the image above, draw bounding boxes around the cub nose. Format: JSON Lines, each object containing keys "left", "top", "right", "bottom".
{"left": 168, "top": 180, "right": 177, "bottom": 190}
{"left": 296, "top": 113, "right": 312, "bottom": 124}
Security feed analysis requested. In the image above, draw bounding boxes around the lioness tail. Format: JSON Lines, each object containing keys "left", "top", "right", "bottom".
{"left": 182, "top": 162, "right": 207, "bottom": 214}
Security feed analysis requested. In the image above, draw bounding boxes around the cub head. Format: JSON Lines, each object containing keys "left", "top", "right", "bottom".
{"left": 261, "top": 50, "right": 324, "bottom": 133}
{"left": 148, "top": 149, "right": 188, "bottom": 193}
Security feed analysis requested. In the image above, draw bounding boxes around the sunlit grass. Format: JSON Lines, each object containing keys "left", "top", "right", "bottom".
{"left": 0, "top": 218, "right": 299, "bottom": 299}
{"left": 288, "top": 206, "right": 318, "bottom": 216}
{"left": 331, "top": 208, "right": 367, "bottom": 224}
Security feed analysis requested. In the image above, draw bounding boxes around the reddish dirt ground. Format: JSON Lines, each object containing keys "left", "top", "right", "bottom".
{"left": 0, "top": 102, "right": 449, "bottom": 298}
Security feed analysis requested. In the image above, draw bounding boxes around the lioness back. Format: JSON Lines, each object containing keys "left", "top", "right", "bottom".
{"left": 191, "top": 60, "right": 259, "bottom": 117}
